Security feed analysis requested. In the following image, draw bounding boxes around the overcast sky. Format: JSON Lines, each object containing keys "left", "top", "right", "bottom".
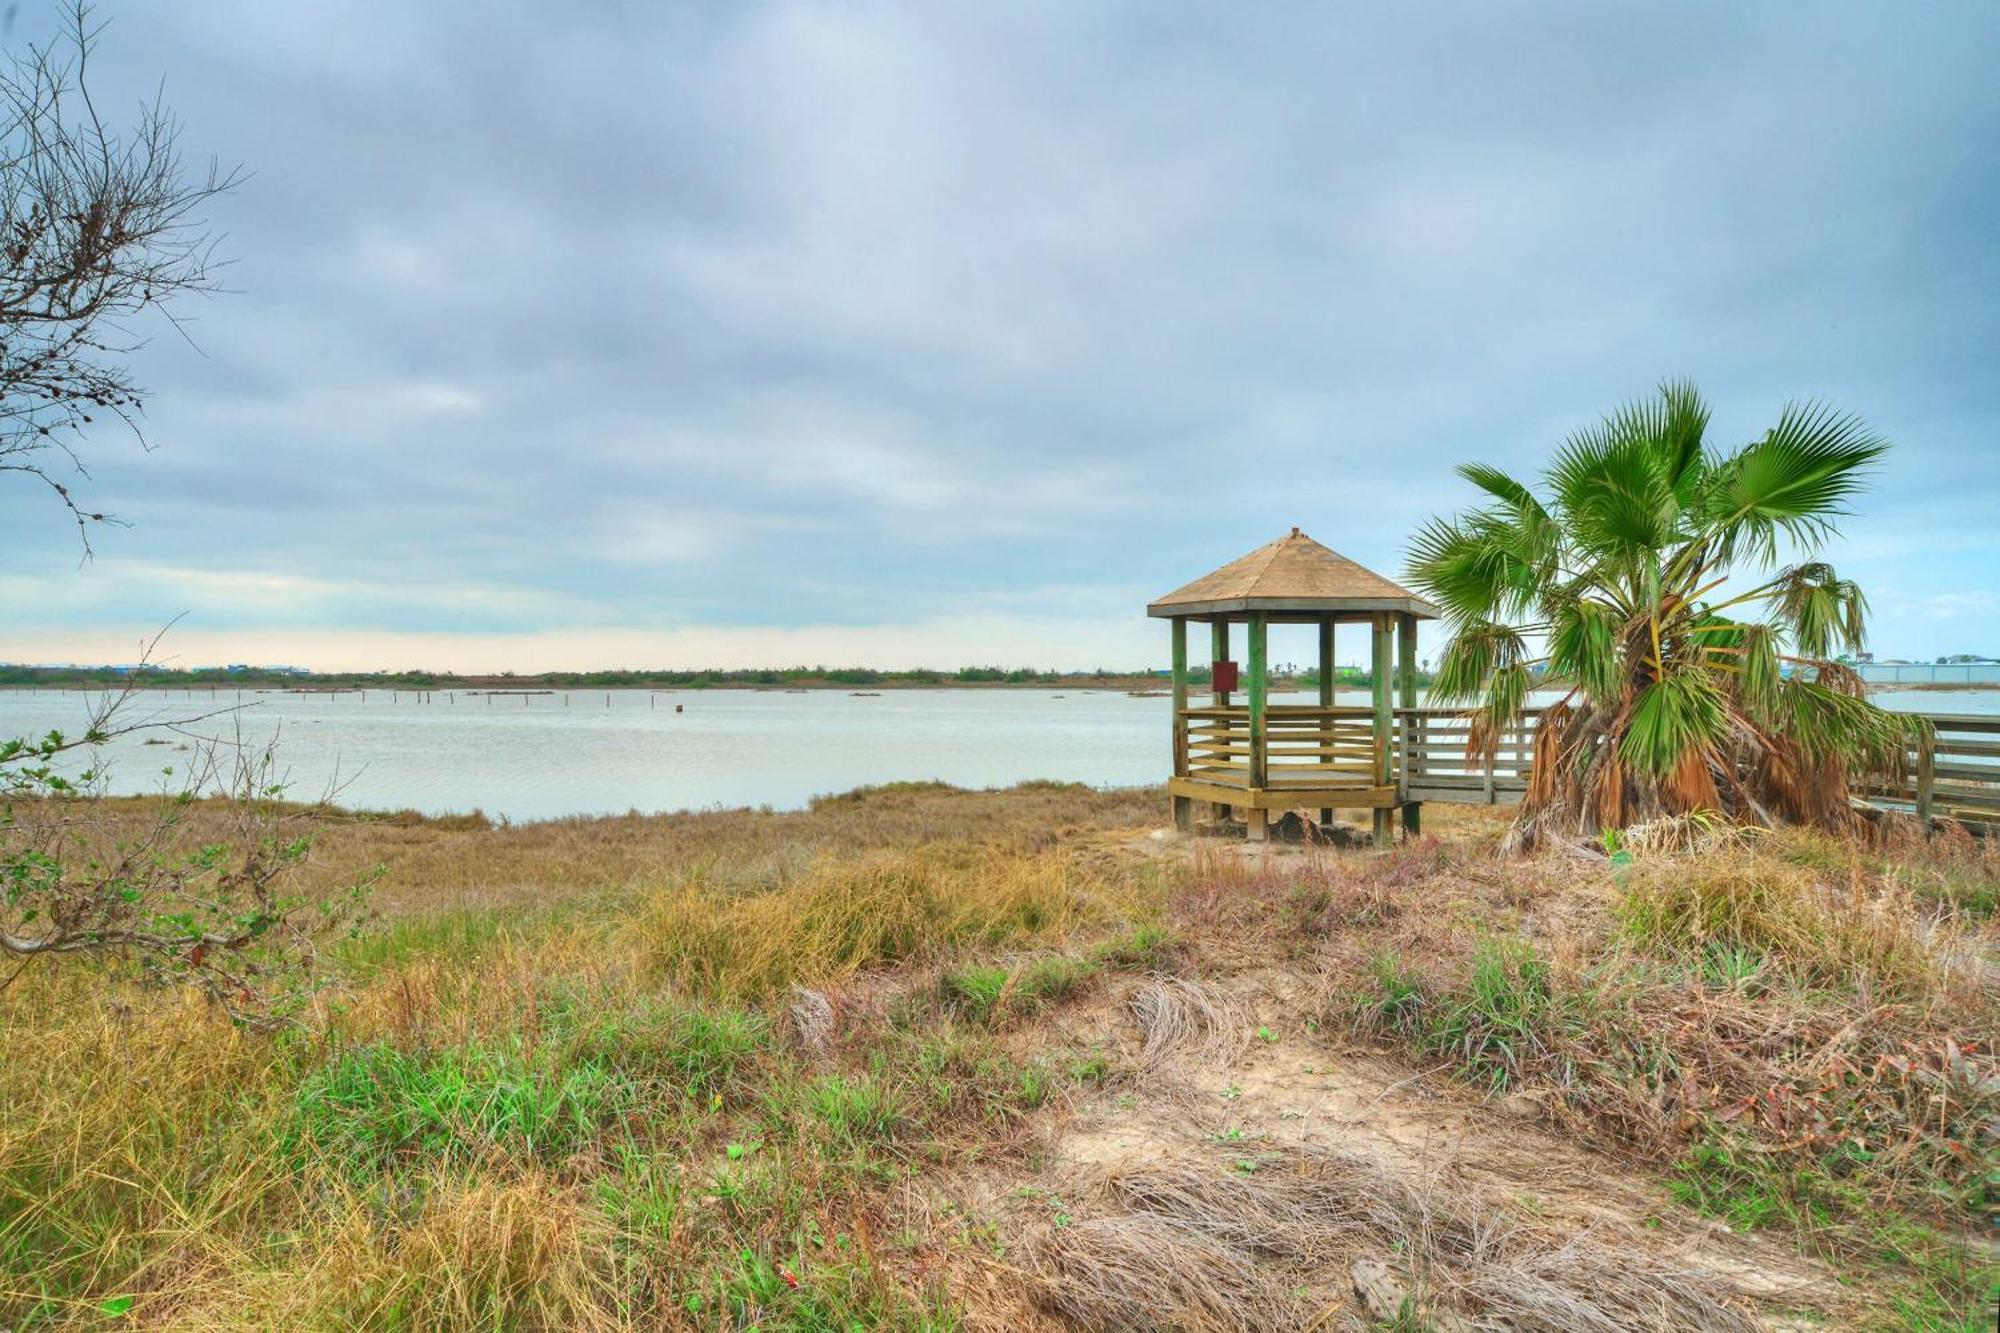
{"left": 1, "top": 2, "right": 1994, "bottom": 672}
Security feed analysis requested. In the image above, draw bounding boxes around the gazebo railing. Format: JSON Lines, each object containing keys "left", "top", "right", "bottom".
{"left": 1175, "top": 703, "right": 1543, "bottom": 801}
{"left": 1183, "top": 704, "right": 1380, "bottom": 789}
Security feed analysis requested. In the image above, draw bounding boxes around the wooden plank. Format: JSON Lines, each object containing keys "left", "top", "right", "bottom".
{"left": 1930, "top": 761, "right": 1999, "bottom": 782}
{"left": 1936, "top": 739, "right": 2000, "bottom": 759}
{"left": 1168, "top": 776, "right": 1399, "bottom": 810}
{"left": 1931, "top": 783, "right": 2000, "bottom": 805}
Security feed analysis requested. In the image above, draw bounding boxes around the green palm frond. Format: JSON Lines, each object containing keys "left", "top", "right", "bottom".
{"left": 1736, "top": 622, "right": 1781, "bottom": 720}
{"left": 1623, "top": 671, "right": 1727, "bottom": 777}
{"left": 1546, "top": 596, "right": 1622, "bottom": 704}
{"left": 1456, "top": 462, "right": 1546, "bottom": 519}
{"left": 1548, "top": 424, "right": 1683, "bottom": 560}
{"left": 1657, "top": 378, "right": 1711, "bottom": 501}
{"left": 1772, "top": 673, "right": 1911, "bottom": 768}
{"left": 1707, "top": 400, "right": 1885, "bottom": 558}
{"left": 1430, "top": 619, "right": 1530, "bottom": 707}
{"left": 1773, "top": 562, "right": 1870, "bottom": 657}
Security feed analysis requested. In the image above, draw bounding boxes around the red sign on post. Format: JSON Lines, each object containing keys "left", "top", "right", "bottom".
{"left": 1211, "top": 660, "right": 1239, "bottom": 693}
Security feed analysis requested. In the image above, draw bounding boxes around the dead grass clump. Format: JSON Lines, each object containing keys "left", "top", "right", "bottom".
{"left": 1024, "top": 1213, "right": 1302, "bottom": 1331}
{"left": 1615, "top": 851, "right": 1959, "bottom": 1000}
{"left": 628, "top": 847, "right": 1141, "bottom": 1001}
{"left": 332, "top": 1174, "right": 621, "bottom": 1331}
{"left": 785, "top": 985, "right": 837, "bottom": 1054}
{"left": 1088, "top": 1148, "right": 1764, "bottom": 1333}
{"left": 1621, "top": 810, "right": 1753, "bottom": 857}
{"left": 1128, "top": 976, "right": 1249, "bottom": 1069}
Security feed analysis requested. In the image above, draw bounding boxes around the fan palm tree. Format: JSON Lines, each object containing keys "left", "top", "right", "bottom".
{"left": 1407, "top": 381, "right": 1919, "bottom": 843}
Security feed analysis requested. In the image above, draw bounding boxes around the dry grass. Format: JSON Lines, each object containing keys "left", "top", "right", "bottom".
{"left": 627, "top": 846, "right": 1144, "bottom": 1001}
{"left": 1026, "top": 1212, "right": 1302, "bottom": 1330}
{"left": 1615, "top": 849, "right": 1969, "bottom": 1000}
{"left": 1029, "top": 1145, "right": 1762, "bottom": 1332}
{"left": 1301, "top": 825, "right": 1997, "bottom": 1326}
{"left": 4, "top": 779, "right": 1991, "bottom": 1329}
{"left": 1127, "top": 976, "right": 1250, "bottom": 1070}
{"left": 0, "top": 782, "right": 1166, "bottom": 1330}
{"left": 337, "top": 1174, "right": 623, "bottom": 1331}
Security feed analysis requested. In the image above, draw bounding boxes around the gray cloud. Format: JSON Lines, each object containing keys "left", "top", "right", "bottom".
{"left": 1, "top": 0, "right": 1995, "bottom": 667}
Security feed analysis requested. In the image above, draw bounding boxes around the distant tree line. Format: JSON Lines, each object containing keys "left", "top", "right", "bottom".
{"left": 0, "top": 662, "right": 1436, "bottom": 690}
{"left": 1, "top": 663, "right": 1125, "bottom": 689}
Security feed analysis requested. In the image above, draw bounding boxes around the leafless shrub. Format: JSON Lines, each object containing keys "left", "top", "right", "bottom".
{"left": 0, "top": 2, "right": 239, "bottom": 548}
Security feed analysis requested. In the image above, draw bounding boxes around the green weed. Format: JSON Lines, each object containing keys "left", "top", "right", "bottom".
{"left": 288, "top": 1040, "right": 628, "bottom": 1179}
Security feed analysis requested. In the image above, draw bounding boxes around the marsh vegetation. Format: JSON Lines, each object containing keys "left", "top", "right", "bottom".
{"left": 1, "top": 781, "right": 1991, "bottom": 1329}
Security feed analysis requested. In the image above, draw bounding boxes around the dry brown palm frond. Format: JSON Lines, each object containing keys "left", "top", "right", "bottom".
{"left": 1622, "top": 810, "right": 1750, "bottom": 856}
{"left": 1525, "top": 701, "right": 1571, "bottom": 810}
{"left": 1591, "top": 749, "right": 1626, "bottom": 831}
{"left": 1662, "top": 747, "right": 1724, "bottom": 814}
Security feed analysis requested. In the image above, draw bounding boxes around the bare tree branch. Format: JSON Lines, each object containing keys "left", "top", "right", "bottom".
{"left": 0, "top": 1, "right": 239, "bottom": 554}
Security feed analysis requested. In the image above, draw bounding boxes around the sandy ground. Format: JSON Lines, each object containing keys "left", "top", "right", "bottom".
{"left": 920, "top": 833, "right": 1855, "bottom": 1332}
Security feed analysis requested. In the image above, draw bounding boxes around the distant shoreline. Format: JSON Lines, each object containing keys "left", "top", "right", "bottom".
{"left": 6, "top": 677, "right": 1995, "bottom": 695}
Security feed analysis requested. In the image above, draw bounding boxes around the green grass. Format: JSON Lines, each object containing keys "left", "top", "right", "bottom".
{"left": 336, "top": 904, "right": 543, "bottom": 972}
{"left": 562, "top": 995, "right": 770, "bottom": 1099}
{"left": 1355, "top": 938, "right": 1625, "bottom": 1095}
{"left": 1670, "top": 1134, "right": 1996, "bottom": 1330}
{"left": 940, "top": 953, "right": 1096, "bottom": 1024}
{"left": 288, "top": 1039, "right": 630, "bottom": 1180}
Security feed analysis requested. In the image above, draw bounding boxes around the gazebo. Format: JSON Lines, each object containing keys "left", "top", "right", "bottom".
{"left": 1148, "top": 528, "right": 1439, "bottom": 846}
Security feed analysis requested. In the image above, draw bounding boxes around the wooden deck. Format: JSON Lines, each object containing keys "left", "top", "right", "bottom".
{"left": 1173, "top": 704, "right": 1998, "bottom": 837}
{"left": 1859, "top": 712, "right": 2000, "bottom": 833}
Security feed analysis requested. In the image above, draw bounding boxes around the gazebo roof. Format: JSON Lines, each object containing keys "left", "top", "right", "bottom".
{"left": 1147, "top": 527, "right": 1439, "bottom": 620}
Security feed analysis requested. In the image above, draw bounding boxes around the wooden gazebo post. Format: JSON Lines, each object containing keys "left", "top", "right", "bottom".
{"left": 1149, "top": 528, "right": 1439, "bottom": 847}
{"left": 1169, "top": 617, "right": 1191, "bottom": 830}
{"left": 1317, "top": 616, "right": 1335, "bottom": 829}
{"left": 1371, "top": 613, "right": 1393, "bottom": 848}
{"left": 1397, "top": 613, "right": 1420, "bottom": 836}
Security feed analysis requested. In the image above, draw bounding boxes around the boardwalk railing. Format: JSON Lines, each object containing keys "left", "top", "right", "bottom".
{"left": 1398, "top": 706, "right": 1540, "bottom": 805}
{"left": 1173, "top": 700, "right": 1994, "bottom": 833}
{"left": 1860, "top": 714, "right": 2000, "bottom": 833}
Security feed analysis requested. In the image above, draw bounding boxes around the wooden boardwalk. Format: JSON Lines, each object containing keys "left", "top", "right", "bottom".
{"left": 1399, "top": 705, "right": 1998, "bottom": 834}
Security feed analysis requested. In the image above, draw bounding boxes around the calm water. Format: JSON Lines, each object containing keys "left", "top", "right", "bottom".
{"left": 3, "top": 686, "right": 1994, "bottom": 823}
